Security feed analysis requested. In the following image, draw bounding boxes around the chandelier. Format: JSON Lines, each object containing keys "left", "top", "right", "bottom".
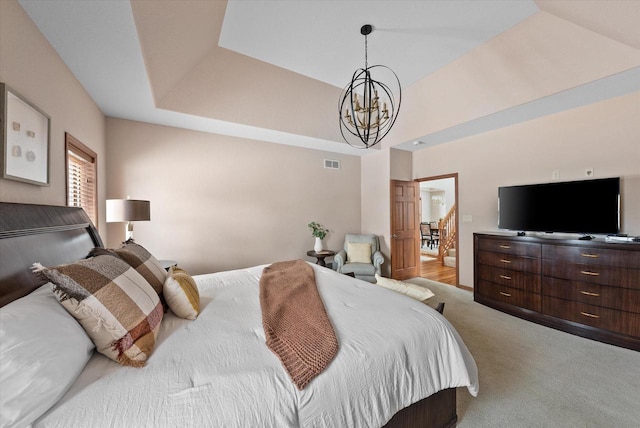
{"left": 339, "top": 24, "right": 401, "bottom": 149}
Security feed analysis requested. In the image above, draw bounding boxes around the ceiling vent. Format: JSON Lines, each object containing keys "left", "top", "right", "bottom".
{"left": 324, "top": 159, "right": 340, "bottom": 170}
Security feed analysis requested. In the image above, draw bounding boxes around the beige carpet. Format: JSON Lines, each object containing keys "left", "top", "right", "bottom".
{"left": 408, "top": 277, "right": 640, "bottom": 428}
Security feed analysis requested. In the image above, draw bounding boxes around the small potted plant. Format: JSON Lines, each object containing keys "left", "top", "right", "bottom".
{"left": 308, "top": 222, "right": 329, "bottom": 252}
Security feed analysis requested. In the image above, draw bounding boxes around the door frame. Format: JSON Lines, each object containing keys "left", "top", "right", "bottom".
{"left": 416, "top": 173, "right": 460, "bottom": 287}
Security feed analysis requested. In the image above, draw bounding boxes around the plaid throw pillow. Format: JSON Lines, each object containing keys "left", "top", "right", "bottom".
{"left": 163, "top": 266, "right": 200, "bottom": 320}
{"left": 34, "top": 255, "right": 163, "bottom": 367}
{"left": 90, "top": 241, "right": 167, "bottom": 299}
{"left": 113, "top": 241, "right": 167, "bottom": 295}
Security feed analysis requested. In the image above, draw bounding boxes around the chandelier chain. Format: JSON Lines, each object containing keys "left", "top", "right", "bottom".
{"left": 364, "top": 33, "right": 368, "bottom": 70}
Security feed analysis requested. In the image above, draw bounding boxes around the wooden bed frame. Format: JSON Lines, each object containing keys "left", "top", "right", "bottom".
{"left": 0, "top": 202, "right": 458, "bottom": 428}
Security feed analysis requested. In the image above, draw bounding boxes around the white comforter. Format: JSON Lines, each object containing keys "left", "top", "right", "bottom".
{"left": 35, "top": 263, "right": 478, "bottom": 428}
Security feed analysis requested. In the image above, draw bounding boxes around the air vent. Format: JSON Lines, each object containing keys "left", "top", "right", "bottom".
{"left": 324, "top": 159, "right": 340, "bottom": 170}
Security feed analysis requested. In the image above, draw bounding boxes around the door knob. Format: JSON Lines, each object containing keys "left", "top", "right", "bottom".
{"left": 392, "top": 234, "right": 399, "bottom": 238}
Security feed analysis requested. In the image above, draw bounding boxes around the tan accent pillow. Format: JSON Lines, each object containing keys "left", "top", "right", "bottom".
{"left": 34, "top": 255, "right": 163, "bottom": 367}
{"left": 347, "top": 242, "right": 372, "bottom": 263}
{"left": 374, "top": 274, "right": 435, "bottom": 302}
{"left": 163, "top": 266, "right": 200, "bottom": 320}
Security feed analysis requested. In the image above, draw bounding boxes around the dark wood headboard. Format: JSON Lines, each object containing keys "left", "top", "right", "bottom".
{"left": 0, "top": 202, "right": 103, "bottom": 307}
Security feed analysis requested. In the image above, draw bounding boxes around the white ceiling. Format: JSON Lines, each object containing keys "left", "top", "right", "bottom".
{"left": 16, "top": 0, "right": 640, "bottom": 156}
{"left": 219, "top": 1, "right": 538, "bottom": 89}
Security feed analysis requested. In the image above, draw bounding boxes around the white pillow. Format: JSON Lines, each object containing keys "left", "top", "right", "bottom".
{"left": 0, "top": 284, "right": 94, "bottom": 428}
{"left": 347, "top": 242, "right": 372, "bottom": 263}
{"left": 374, "top": 275, "right": 435, "bottom": 302}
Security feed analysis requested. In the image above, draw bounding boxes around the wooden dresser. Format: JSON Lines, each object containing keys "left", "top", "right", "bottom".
{"left": 474, "top": 232, "right": 640, "bottom": 351}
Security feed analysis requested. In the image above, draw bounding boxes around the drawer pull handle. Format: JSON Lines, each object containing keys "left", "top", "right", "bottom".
{"left": 580, "top": 311, "right": 600, "bottom": 319}
{"left": 499, "top": 245, "right": 511, "bottom": 249}
{"left": 499, "top": 259, "right": 512, "bottom": 264}
{"left": 580, "top": 270, "right": 600, "bottom": 276}
{"left": 581, "top": 253, "right": 599, "bottom": 258}
{"left": 499, "top": 292, "right": 511, "bottom": 297}
{"left": 580, "top": 291, "right": 600, "bottom": 297}
{"left": 499, "top": 275, "right": 512, "bottom": 280}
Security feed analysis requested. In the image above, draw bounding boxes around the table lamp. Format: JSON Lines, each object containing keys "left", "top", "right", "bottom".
{"left": 106, "top": 198, "right": 150, "bottom": 241}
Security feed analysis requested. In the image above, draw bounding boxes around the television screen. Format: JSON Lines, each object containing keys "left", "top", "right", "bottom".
{"left": 498, "top": 177, "right": 620, "bottom": 234}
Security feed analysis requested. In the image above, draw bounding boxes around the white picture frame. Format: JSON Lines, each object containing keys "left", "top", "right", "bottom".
{"left": 1, "top": 83, "right": 50, "bottom": 186}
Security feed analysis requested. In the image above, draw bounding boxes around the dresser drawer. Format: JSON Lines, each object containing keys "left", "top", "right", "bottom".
{"left": 542, "top": 260, "right": 640, "bottom": 290}
{"left": 478, "top": 264, "right": 541, "bottom": 293}
{"left": 542, "top": 244, "right": 640, "bottom": 268}
{"left": 477, "top": 238, "right": 541, "bottom": 257}
{"left": 477, "top": 250, "right": 540, "bottom": 274}
{"left": 542, "top": 277, "right": 640, "bottom": 314}
{"left": 477, "top": 280, "right": 541, "bottom": 312}
{"left": 542, "top": 296, "right": 640, "bottom": 337}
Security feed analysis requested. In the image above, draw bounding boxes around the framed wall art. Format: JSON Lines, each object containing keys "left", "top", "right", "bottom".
{"left": 1, "top": 82, "right": 50, "bottom": 186}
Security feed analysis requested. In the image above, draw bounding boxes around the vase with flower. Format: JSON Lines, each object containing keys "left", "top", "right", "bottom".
{"left": 308, "top": 221, "right": 329, "bottom": 253}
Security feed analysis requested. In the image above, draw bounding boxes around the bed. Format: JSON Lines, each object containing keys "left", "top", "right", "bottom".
{"left": 0, "top": 202, "right": 478, "bottom": 428}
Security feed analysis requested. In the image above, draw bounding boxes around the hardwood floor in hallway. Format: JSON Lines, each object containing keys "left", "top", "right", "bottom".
{"left": 420, "top": 258, "right": 457, "bottom": 286}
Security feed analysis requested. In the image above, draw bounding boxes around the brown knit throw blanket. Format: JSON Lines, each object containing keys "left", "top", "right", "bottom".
{"left": 260, "top": 260, "right": 338, "bottom": 390}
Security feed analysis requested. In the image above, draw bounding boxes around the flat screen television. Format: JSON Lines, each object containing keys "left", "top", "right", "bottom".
{"left": 498, "top": 177, "right": 620, "bottom": 235}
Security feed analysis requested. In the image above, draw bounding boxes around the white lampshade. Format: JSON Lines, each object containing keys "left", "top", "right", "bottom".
{"left": 106, "top": 199, "right": 150, "bottom": 241}
{"left": 106, "top": 199, "right": 150, "bottom": 222}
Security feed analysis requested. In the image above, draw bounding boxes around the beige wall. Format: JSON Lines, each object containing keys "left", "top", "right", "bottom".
{"left": 361, "top": 149, "right": 392, "bottom": 276}
{"left": 0, "top": 0, "right": 106, "bottom": 233}
{"left": 412, "top": 92, "right": 640, "bottom": 288}
{"left": 390, "top": 148, "right": 412, "bottom": 181}
{"left": 105, "top": 118, "right": 361, "bottom": 275}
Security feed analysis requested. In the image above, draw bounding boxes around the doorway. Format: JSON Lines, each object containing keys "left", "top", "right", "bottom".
{"left": 417, "top": 174, "right": 459, "bottom": 286}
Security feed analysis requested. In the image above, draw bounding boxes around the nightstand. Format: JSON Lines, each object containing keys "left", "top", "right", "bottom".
{"left": 306, "top": 250, "right": 335, "bottom": 267}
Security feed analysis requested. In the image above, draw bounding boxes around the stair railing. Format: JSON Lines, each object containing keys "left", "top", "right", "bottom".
{"left": 438, "top": 204, "right": 456, "bottom": 262}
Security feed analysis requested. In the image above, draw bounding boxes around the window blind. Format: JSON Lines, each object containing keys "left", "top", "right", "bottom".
{"left": 66, "top": 134, "right": 97, "bottom": 225}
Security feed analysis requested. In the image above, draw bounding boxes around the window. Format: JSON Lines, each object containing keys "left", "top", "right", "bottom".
{"left": 66, "top": 132, "right": 97, "bottom": 225}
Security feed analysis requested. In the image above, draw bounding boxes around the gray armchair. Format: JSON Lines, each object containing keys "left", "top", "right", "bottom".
{"left": 334, "top": 234, "right": 384, "bottom": 282}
